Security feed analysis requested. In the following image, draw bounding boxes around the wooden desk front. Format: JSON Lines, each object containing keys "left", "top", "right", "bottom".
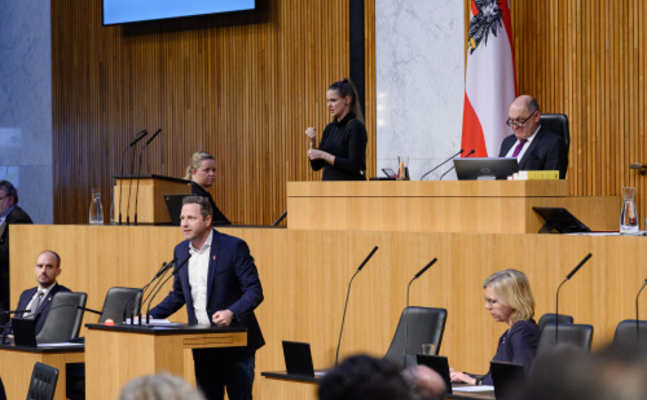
{"left": 85, "top": 324, "right": 246, "bottom": 400}
{"left": 0, "top": 345, "right": 84, "bottom": 400}
{"left": 287, "top": 181, "right": 618, "bottom": 233}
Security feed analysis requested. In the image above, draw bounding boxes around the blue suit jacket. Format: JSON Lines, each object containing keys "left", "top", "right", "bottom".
{"left": 498, "top": 127, "right": 569, "bottom": 179}
{"left": 150, "top": 230, "right": 265, "bottom": 354}
{"left": 15, "top": 283, "right": 72, "bottom": 335}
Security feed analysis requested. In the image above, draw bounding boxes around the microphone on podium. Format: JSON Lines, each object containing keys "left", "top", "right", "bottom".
{"left": 118, "top": 129, "right": 147, "bottom": 224}
{"left": 420, "top": 150, "right": 464, "bottom": 181}
{"left": 145, "top": 254, "right": 192, "bottom": 325}
{"left": 555, "top": 253, "right": 592, "bottom": 343}
{"left": 635, "top": 278, "right": 647, "bottom": 341}
{"left": 439, "top": 149, "right": 475, "bottom": 180}
{"left": 403, "top": 258, "right": 438, "bottom": 367}
{"left": 335, "top": 246, "right": 379, "bottom": 366}
{"left": 134, "top": 129, "right": 162, "bottom": 225}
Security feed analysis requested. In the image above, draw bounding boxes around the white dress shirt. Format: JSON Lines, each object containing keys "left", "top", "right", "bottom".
{"left": 505, "top": 125, "right": 541, "bottom": 161}
{"left": 188, "top": 229, "right": 213, "bottom": 326}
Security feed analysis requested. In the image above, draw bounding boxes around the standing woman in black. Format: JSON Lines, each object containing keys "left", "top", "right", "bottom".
{"left": 185, "top": 151, "right": 231, "bottom": 225}
{"left": 305, "top": 78, "right": 368, "bottom": 181}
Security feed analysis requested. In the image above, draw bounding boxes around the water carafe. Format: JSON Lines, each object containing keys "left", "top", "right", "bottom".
{"left": 620, "top": 187, "right": 639, "bottom": 235}
{"left": 89, "top": 188, "right": 104, "bottom": 225}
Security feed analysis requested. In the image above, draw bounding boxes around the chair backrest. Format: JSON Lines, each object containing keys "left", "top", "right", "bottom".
{"left": 25, "top": 362, "right": 58, "bottom": 400}
{"left": 383, "top": 306, "right": 447, "bottom": 370}
{"left": 539, "top": 113, "right": 570, "bottom": 150}
{"left": 536, "top": 323, "right": 593, "bottom": 358}
{"left": 36, "top": 292, "right": 87, "bottom": 344}
{"left": 612, "top": 319, "right": 647, "bottom": 346}
{"left": 537, "top": 313, "right": 574, "bottom": 333}
{"left": 99, "top": 287, "right": 142, "bottom": 323}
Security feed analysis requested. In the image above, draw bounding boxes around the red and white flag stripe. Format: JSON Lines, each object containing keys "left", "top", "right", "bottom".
{"left": 461, "top": 0, "right": 517, "bottom": 157}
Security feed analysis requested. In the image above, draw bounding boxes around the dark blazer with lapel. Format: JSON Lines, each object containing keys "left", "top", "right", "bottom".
{"left": 0, "top": 206, "right": 33, "bottom": 314}
{"left": 15, "top": 283, "right": 72, "bottom": 335}
{"left": 498, "top": 127, "right": 569, "bottom": 179}
{"left": 150, "top": 229, "right": 265, "bottom": 353}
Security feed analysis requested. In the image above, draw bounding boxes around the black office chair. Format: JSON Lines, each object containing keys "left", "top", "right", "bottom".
{"left": 536, "top": 323, "right": 593, "bottom": 358}
{"left": 383, "top": 307, "right": 447, "bottom": 370}
{"left": 99, "top": 287, "right": 142, "bottom": 323}
{"left": 26, "top": 362, "right": 58, "bottom": 400}
{"left": 539, "top": 113, "right": 570, "bottom": 151}
{"left": 612, "top": 320, "right": 647, "bottom": 346}
{"left": 36, "top": 292, "right": 87, "bottom": 344}
{"left": 0, "top": 376, "right": 6, "bottom": 400}
{"left": 537, "top": 313, "right": 574, "bottom": 333}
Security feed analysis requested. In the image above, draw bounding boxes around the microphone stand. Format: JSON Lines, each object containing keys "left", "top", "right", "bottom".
{"left": 403, "top": 258, "right": 437, "bottom": 367}
{"left": 420, "top": 150, "right": 464, "bottom": 181}
{"left": 126, "top": 130, "right": 149, "bottom": 225}
{"left": 134, "top": 129, "right": 161, "bottom": 226}
{"left": 145, "top": 255, "right": 192, "bottom": 325}
{"left": 335, "top": 246, "right": 379, "bottom": 366}
{"left": 636, "top": 278, "right": 647, "bottom": 342}
{"left": 555, "top": 253, "right": 592, "bottom": 343}
{"left": 439, "top": 150, "right": 475, "bottom": 180}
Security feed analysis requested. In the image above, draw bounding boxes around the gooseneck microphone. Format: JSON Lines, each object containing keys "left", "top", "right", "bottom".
{"left": 439, "top": 149, "right": 475, "bottom": 180}
{"left": 335, "top": 246, "right": 379, "bottom": 366}
{"left": 555, "top": 253, "right": 592, "bottom": 343}
{"left": 134, "top": 129, "right": 162, "bottom": 225}
{"left": 145, "top": 254, "right": 192, "bottom": 325}
{"left": 635, "top": 278, "right": 647, "bottom": 341}
{"left": 420, "top": 150, "right": 464, "bottom": 181}
{"left": 126, "top": 130, "right": 149, "bottom": 224}
{"left": 122, "top": 259, "right": 174, "bottom": 325}
{"left": 76, "top": 305, "right": 102, "bottom": 315}
{"left": 272, "top": 210, "right": 287, "bottom": 226}
{"left": 118, "top": 129, "right": 147, "bottom": 224}
{"left": 403, "top": 258, "right": 438, "bottom": 366}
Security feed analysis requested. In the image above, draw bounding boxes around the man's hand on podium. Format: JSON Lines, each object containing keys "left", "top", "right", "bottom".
{"left": 212, "top": 310, "right": 233, "bottom": 327}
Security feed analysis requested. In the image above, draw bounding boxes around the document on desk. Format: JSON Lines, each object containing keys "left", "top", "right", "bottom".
{"left": 452, "top": 385, "right": 494, "bottom": 392}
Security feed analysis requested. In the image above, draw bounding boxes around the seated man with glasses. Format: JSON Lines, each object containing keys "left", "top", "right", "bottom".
{"left": 499, "top": 95, "right": 568, "bottom": 179}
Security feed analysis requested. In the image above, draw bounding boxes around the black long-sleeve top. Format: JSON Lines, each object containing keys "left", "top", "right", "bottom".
{"left": 190, "top": 182, "right": 231, "bottom": 225}
{"left": 310, "top": 112, "right": 367, "bottom": 181}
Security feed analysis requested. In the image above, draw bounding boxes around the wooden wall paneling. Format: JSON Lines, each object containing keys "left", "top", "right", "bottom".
{"left": 52, "top": 0, "right": 372, "bottom": 225}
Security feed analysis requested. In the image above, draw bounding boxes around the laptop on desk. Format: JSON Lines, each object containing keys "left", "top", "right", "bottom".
{"left": 282, "top": 341, "right": 315, "bottom": 377}
{"left": 490, "top": 361, "right": 525, "bottom": 399}
{"left": 417, "top": 354, "right": 495, "bottom": 398}
{"left": 11, "top": 318, "right": 37, "bottom": 348}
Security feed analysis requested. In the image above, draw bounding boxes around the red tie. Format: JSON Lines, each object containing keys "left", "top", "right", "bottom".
{"left": 512, "top": 139, "right": 528, "bottom": 157}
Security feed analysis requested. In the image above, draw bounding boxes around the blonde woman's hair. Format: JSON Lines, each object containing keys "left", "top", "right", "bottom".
{"left": 482, "top": 269, "right": 535, "bottom": 323}
{"left": 184, "top": 151, "right": 214, "bottom": 180}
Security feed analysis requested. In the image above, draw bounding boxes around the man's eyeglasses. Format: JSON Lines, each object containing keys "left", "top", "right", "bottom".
{"left": 506, "top": 110, "right": 537, "bottom": 128}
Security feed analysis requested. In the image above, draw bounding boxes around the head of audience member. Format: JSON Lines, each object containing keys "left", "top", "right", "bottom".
{"left": 34, "top": 250, "right": 61, "bottom": 290}
{"left": 184, "top": 151, "right": 217, "bottom": 189}
{"left": 180, "top": 196, "right": 213, "bottom": 245}
{"left": 327, "top": 78, "right": 365, "bottom": 124}
{"left": 118, "top": 373, "right": 206, "bottom": 400}
{"left": 507, "top": 95, "right": 541, "bottom": 141}
{"left": 402, "top": 364, "right": 446, "bottom": 400}
{"left": 0, "top": 180, "right": 18, "bottom": 217}
{"left": 319, "top": 355, "right": 410, "bottom": 400}
{"left": 482, "top": 269, "right": 535, "bottom": 328}
{"left": 511, "top": 342, "right": 647, "bottom": 400}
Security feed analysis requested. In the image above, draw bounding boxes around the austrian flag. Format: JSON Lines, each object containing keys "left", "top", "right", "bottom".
{"left": 461, "top": 0, "right": 517, "bottom": 157}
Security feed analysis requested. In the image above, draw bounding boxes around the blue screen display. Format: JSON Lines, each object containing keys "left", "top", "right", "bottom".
{"left": 103, "top": 0, "right": 256, "bottom": 25}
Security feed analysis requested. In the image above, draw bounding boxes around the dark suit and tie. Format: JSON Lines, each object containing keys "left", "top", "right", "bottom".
{"left": 498, "top": 127, "right": 569, "bottom": 179}
{"left": 15, "top": 283, "right": 72, "bottom": 335}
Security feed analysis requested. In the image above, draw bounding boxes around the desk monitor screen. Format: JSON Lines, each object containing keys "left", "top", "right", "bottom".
{"left": 11, "top": 318, "right": 37, "bottom": 348}
{"left": 532, "top": 207, "right": 592, "bottom": 233}
{"left": 454, "top": 157, "right": 519, "bottom": 180}
{"left": 282, "top": 341, "right": 315, "bottom": 377}
{"left": 416, "top": 354, "right": 453, "bottom": 394}
{"left": 490, "top": 361, "right": 525, "bottom": 399}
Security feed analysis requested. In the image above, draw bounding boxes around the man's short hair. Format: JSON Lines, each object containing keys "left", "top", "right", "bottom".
{"left": 319, "top": 355, "right": 410, "bottom": 400}
{"left": 0, "top": 180, "right": 18, "bottom": 204}
{"left": 118, "top": 372, "right": 205, "bottom": 400}
{"left": 181, "top": 196, "right": 213, "bottom": 219}
{"left": 39, "top": 250, "right": 61, "bottom": 269}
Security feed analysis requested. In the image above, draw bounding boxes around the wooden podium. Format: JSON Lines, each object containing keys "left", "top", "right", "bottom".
{"left": 85, "top": 324, "right": 247, "bottom": 400}
{"left": 287, "top": 180, "right": 619, "bottom": 233}
{"left": 113, "top": 175, "right": 191, "bottom": 224}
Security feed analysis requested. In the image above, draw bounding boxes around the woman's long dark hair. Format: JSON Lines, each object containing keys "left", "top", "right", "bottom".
{"left": 329, "top": 77, "right": 364, "bottom": 124}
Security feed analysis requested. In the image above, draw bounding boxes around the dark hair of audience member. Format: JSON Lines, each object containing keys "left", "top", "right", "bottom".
{"left": 318, "top": 355, "right": 410, "bottom": 400}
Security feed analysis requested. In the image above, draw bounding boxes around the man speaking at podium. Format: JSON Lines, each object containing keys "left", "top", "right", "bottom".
{"left": 499, "top": 95, "right": 568, "bottom": 179}
{"left": 149, "top": 196, "right": 265, "bottom": 400}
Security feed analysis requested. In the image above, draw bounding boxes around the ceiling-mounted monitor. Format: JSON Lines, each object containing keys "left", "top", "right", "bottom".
{"left": 103, "top": 0, "right": 256, "bottom": 26}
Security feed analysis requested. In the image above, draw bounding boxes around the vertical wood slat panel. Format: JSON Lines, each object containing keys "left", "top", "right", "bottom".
{"left": 465, "top": 0, "right": 647, "bottom": 222}
{"left": 51, "top": 0, "right": 376, "bottom": 225}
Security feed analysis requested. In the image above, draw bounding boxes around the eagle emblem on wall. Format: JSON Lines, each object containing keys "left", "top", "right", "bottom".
{"left": 468, "top": 0, "right": 503, "bottom": 53}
